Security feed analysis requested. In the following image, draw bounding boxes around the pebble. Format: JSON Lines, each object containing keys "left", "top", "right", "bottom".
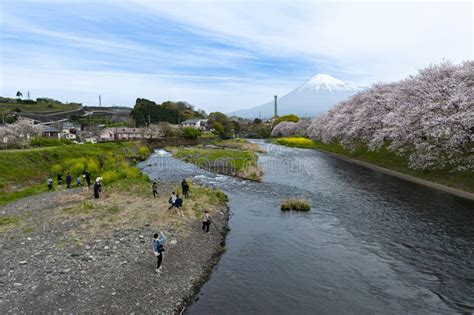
{"left": 170, "top": 240, "right": 177, "bottom": 245}
{"left": 18, "top": 261, "right": 27, "bottom": 265}
{"left": 13, "top": 283, "right": 22, "bottom": 287}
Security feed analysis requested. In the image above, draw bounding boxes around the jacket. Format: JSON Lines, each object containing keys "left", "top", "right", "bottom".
{"left": 152, "top": 235, "right": 167, "bottom": 253}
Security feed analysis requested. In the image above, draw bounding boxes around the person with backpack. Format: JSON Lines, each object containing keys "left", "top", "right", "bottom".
{"left": 169, "top": 194, "right": 184, "bottom": 217}
{"left": 152, "top": 231, "right": 167, "bottom": 273}
{"left": 152, "top": 181, "right": 158, "bottom": 198}
{"left": 84, "top": 171, "right": 91, "bottom": 190}
{"left": 57, "top": 174, "right": 63, "bottom": 186}
{"left": 66, "top": 172, "right": 72, "bottom": 189}
{"left": 201, "top": 210, "right": 212, "bottom": 233}
{"left": 168, "top": 192, "right": 176, "bottom": 208}
{"left": 181, "top": 179, "right": 190, "bottom": 199}
{"left": 47, "top": 176, "right": 53, "bottom": 190}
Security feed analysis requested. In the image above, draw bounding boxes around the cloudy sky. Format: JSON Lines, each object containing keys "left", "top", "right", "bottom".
{"left": 0, "top": 0, "right": 472, "bottom": 112}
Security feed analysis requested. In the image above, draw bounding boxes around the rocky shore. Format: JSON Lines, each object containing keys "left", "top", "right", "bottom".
{"left": 0, "top": 183, "right": 229, "bottom": 314}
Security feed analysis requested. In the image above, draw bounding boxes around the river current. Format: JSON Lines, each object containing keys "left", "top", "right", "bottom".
{"left": 138, "top": 140, "right": 474, "bottom": 314}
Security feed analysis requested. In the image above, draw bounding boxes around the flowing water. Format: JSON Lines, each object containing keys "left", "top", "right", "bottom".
{"left": 138, "top": 141, "right": 474, "bottom": 314}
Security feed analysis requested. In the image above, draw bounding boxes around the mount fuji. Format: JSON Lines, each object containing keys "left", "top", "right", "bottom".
{"left": 232, "top": 74, "right": 363, "bottom": 119}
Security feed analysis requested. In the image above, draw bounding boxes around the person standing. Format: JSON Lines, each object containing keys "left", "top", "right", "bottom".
{"left": 57, "top": 174, "right": 63, "bottom": 186}
{"left": 47, "top": 176, "right": 53, "bottom": 191}
{"left": 76, "top": 176, "right": 82, "bottom": 187}
{"left": 152, "top": 231, "right": 167, "bottom": 273}
{"left": 181, "top": 179, "right": 190, "bottom": 199}
{"left": 85, "top": 171, "right": 91, "bottom": 190}
{"left": 173, "top": 194, "right": 184, "bottom": 217}
{"left": 66, "top": 172, "right": 72, "bottom": 189}
{"left": 152, "top": 181, "right": 158, "bottom": 198}
{"left": 201, "top": 210, "right": 212, "bottom": 233}
{"left": 93, "top": 181, "right": 100, "bottom": 198}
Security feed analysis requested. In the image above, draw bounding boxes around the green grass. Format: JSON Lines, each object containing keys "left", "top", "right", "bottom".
{"left": 0, "top": 184, "right": 47, "bottom": 207}
{"left": 173, "top": 147, "right": 257, "bottom": 173}
{"left": 0, "top": 215, "right": 21, "bottom": 226}
{"left": 171, "top": 146, "right": 261, "bottom": 181}
{"left": 0, "top": 141, "right": 150, "bottom": 206}
{"left": 0, "top": 100, "right": 81, "bottom": 113}
{"left": 271, "top": 137, "right": 474, "bottom": 193}
{"left": 281, "top": 198, "right": 311, "bottom": 211}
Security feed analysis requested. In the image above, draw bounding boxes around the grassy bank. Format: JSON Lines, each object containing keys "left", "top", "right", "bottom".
{"left": 0, "top": 142, "right": 150, "bottom": 206}
{"left": 271, "top": 137, "right": 474, "bottom": 194}
{"left": 214, "top": 138, "right": 266, "bottom": 153}
{"left": 169, "top": 140, "right": 263, "bottom": 181}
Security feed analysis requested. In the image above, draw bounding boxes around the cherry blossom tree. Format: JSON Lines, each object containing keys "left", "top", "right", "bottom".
{"left": 307, "top": 61, "right": 473, "bottom": 171}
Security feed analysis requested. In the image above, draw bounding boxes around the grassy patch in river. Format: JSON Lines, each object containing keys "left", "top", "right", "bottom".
{"left": 169, "top": 142, "right": 263, "bottom": 181}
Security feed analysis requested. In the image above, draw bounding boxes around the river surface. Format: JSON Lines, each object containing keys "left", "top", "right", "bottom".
{"left": 138, "top": 141, "right": 474, "bottom": 314}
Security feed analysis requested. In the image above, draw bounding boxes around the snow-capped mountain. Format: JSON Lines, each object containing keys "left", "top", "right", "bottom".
{"left": 232, "top": 74, "right": 362, "bottom": 119}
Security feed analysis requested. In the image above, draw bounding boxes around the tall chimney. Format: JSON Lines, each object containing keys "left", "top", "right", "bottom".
{"left": 274, "top": 95, "right": 278, "bottom": 117}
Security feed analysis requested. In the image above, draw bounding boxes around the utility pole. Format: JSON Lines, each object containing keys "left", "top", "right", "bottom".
{"left": 99, "top": 95, "right": 102, "bottom": 107}
{"left": 259, "top": 111, "right": 261, "bottom": 120}
{"left": 274, "top": 95, "right": 278, "bottom": 117}
{"left": 27, "top": 91, "right": 30, "bottom": 100}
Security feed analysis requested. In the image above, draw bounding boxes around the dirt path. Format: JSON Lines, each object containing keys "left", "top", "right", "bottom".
{"left": 0, "top": 184, "right": 228, "bottom": 314}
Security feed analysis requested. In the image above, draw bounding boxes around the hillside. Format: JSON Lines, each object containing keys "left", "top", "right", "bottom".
{"left": 0, "top": 142, "right": 147, "bottom": 205}
{"left": 0, "top": 97, "right": 81, "bottom": 114}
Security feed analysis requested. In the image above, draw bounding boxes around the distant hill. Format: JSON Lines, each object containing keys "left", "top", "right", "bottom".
{"left": 233, "top": 74, "right": 363, "bottom": 119}
{"left": 0, "top": 97, "right": 81, "bottom": 114}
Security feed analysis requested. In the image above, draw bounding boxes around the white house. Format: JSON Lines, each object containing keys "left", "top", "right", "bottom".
{"left": 181, "top": 118, "right": 208, "bottom": 130}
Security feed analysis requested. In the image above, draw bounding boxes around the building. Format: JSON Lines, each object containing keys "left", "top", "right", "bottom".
{"left": 99, "top": 127, "right": 144, "bottom": 141}
{"left": 181, "top": 118, "right": 208, "bottom": 130}
{"left": 41, "top": 125, "right": 60, "bottom": 138}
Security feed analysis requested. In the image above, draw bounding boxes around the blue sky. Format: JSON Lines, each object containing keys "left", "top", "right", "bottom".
{"left": 0, "top": 0, "right": 472, "bottom": 112}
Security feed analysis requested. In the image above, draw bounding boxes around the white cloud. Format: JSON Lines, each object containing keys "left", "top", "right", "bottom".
{"left": 134, "top": 1, "right": 473, "bottom": 84}
{"left": 0, "top": 66, "right": 295, "bottom": 112}
{"left": 0, "top": 0, "right": 472, "bottom": 111}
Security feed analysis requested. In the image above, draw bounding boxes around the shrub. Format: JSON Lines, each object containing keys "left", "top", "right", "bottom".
{"left": 31, "top": 137, "right": 73, "bottom": 148}
{"left": 281, "top": 198, "right": 311, "bottom": 211}
{"left": 138, "top": 146, "right": 150, "bottom": 158}
{"left": 182, "top": 127, "right": 201, "bottom": 139}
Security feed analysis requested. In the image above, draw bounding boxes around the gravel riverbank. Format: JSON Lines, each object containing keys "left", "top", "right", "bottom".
{"left": 0, "top": 184, "right": 229, "bottom": 314}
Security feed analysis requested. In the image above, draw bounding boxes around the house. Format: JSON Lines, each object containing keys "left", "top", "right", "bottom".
{"left": 181, "top": 118, "right": 208, "bottom": 130}
{"left": 41, "top": 125, "right": 60, "bottom": 138}
{"left": 99, "top": 127, "right": 144, "bottom": 141}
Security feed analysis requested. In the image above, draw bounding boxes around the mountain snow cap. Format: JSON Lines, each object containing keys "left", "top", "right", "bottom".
{"left": 298, "top": 74, "right": 361, "bottom": 92}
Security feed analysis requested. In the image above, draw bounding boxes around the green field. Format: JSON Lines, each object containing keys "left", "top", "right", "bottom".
{"left": 170, "top": 146, "right": 262, "bottom": 181}
{"left": 0, "top": 142, "right": 149, "bottom": 205}
{"left": 0, "top": 98, "right": 81, "bottom": 114}
{"left": 271, "top": 137, "right": 474, "bottom": 193}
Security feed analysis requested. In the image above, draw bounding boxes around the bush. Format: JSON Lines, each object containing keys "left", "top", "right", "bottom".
{"left": 31, "top": 137, "right": 74, "bottom": 148}
{"left": 182, "top": 127, "right": 201, "bottom": 139}
{"left": 138, "top": 146, "right": 150, "bottom": 158}
{"left": 281, "top": 198, "right": 311, "bottom": 211}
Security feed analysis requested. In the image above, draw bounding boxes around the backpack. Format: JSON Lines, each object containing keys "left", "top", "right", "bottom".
{"left": 168, "top": 196, "right": 173, "bottom": 204}
{"left": 152, "top": 239, "right": 165, "bottom": 253}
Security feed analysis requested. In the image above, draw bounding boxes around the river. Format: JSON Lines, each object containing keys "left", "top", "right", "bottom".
{"left": 138, "top": 140, "right": 474, "bottom": 314}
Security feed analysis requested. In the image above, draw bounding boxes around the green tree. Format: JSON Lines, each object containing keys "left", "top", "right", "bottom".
{"left": 208, "top": 112, "right": 233, "bottom": 139}
{"left": 182, "top": 127, "right": 201, "bottom": 139}
{"left": 16, "top": 91, "right": 23, "bottom": 98}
